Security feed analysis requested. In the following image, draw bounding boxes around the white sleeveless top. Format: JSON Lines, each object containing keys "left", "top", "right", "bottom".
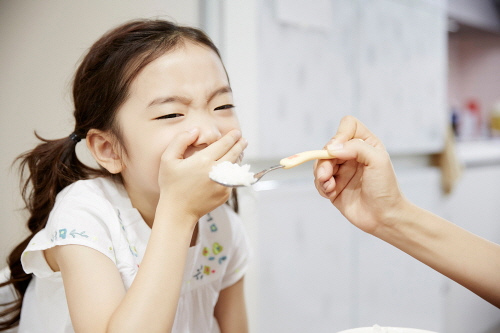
{"left": 19, "top": 177, "right": 250, "bottom": 333}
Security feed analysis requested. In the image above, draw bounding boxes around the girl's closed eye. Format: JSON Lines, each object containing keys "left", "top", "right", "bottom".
{"left": 214, "top": 104, "right": 234, "bottom": 111}
{"left": 155, "top": 113, "right": 184, "bottom": 120}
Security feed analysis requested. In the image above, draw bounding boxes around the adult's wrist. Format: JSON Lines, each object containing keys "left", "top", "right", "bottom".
{"left": 372, "top": 197, "right": 422, "bottom": 243}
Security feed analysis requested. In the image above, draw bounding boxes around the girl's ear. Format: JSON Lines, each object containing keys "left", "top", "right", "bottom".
{"left": 86, "top": 129, "right": 124, "bottom": 174}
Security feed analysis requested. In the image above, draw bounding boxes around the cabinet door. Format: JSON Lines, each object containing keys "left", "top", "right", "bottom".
{"left": 357, "top": 0, "right": 448, "bottom": 155}
{"left": 225, "top": 0, "right": 447, "bottom": 159}
{"left": 251, "top": 182, "right": 355, "bottom": 332}
{"left": 256, "top": 0, "right": 359, "bottom": 159}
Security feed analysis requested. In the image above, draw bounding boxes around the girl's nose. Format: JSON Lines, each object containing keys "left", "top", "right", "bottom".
{"left": 191, "top": 117, "right": 222, "bottom": 148}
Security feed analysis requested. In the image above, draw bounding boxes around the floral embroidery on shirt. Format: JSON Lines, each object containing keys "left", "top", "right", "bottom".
{"left": 218, "top": 256, "right": 227, "bottom": 264}
{"left": 193, "top": 264, "right": 217, "bottom": 280}
{"left": 202, "top": 242, "right": 225, "bottom": 262}
{"left": 192, "top": 213, "right": 232, "bottom": 280}
{"left": 59, "top": 229, "right": 67, "bottom": 239}
{"left": 116, "top": 209, "right": 139, "bottom": 258}
{"left": 54, "top": 228, "right": 89, "bottom": 240}
{"left": 117, "top": 209, "right": 126, "bottom": 231}
{"left": 212, "top": 242, "right": 223, "bottom": 255}
{"left": 70, "top": 229, "right": 89, "bottom": 238}
{"left": 193, "top": 265, "right": 204, "bottom": 280}
{"left": 129, "top": 245, "right": 138, "bottom": 257}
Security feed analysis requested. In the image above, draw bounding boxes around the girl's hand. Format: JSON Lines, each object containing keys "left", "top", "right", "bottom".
{"left": 313, "top": 116, "right": 408, "bottom": 234}
{"left": 158, "top": 128, "right": 247, "bottom": 220}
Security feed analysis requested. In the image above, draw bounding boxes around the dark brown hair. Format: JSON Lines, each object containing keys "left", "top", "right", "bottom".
{"left": 0, "top": 18, "right": 236, "bottom": 330}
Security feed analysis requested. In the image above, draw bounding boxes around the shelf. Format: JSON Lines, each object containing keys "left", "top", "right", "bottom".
{"left": 456, "top": 139, "right": 500, "bottom": 166}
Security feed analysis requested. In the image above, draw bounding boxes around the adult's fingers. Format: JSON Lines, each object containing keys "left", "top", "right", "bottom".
{"left": 313, "top": 159, "right": 334, "bottom": 198}
{"left": 326, "top": 116, "right": 385, "bottom": 151}
{"left": 314, "top": 159, "right": 334, "bottom": 183}
{"left": 327, "top": 138, "right": 387, "bottom": 167}
{"left": 322, "top": 164, "right": 340, "bottom": 193}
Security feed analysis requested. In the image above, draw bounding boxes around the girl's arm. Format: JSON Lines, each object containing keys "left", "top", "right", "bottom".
{"left": 214, "top": 277, "right": 248, "bottom": 333}
{"left": 63, "top": 205, "right": 196, "bottom": 332}
{"left": 50, "top": 208, "right": 195, "bottom": 332}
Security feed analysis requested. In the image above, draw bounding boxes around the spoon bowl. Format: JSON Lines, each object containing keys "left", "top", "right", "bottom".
{"left": 210, "top": 150, "right": 335, "bottom": 187}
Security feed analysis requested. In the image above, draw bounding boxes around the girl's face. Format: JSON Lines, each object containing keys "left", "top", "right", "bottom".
{"left": 115, "top": 41, "right": 240, "bottom": 204}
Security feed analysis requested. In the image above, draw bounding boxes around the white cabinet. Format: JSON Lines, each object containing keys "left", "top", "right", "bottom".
{"left": 222, "top": 0, "right": 447, "bottom": 159}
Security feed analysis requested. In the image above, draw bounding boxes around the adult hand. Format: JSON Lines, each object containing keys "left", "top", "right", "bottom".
{"left": 313, "top": 116, "right": 408, "bottom": 234}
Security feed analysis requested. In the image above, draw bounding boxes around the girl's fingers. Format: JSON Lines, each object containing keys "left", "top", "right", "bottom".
{"left": 201, "top": 129, "right": 242, "bottom": 160}
{"left": 216, "top": 138, "right": 248, "bottom": 163}
{"left": 162, "top": 128, "right": 200, "bottom": 161}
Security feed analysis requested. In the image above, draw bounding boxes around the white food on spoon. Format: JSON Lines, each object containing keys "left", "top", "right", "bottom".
{"left": 209, "top": 161, "right": 256, "bottom": 186}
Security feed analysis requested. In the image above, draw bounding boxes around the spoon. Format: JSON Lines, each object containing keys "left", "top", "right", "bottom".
{"left": 211, "top": 150, "right": 335, "bottom": 187}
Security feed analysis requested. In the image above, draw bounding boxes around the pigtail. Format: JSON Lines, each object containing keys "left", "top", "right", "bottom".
{"left": 0, "top": 133, "right": 101, "bottom": 330}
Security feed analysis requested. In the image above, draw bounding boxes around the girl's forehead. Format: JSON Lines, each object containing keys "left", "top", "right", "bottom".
{"left": 129, "top": 42, "right": 228, "bottom": 97}
{"left": 146, "top": 42, "right": 222, "bottom": 73}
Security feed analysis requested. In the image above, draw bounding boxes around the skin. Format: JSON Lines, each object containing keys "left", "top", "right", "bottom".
{"left": 313, "top": 115, "right": 500, "bottom": 308}
{"left": 45, "top": 41, "right": 249, "bottom": 332}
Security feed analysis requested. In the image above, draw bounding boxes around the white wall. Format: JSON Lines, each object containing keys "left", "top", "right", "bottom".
{"left": 0, "top": 0, "right": 198, "bottom": 268}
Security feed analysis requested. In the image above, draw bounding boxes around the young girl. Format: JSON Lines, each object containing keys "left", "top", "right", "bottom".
{"left": 0, "top": 19, "right": 250, "bottom": 333}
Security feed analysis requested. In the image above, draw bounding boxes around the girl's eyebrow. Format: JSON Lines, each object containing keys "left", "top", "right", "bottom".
{"left": 207, "top": 86, "right": 232, "bottom": 102}
{"left": 148, "top": 86, "right": 232, "bottom": 107}
{"left": 148, "top": 95, "right": 191, "bottom": 107}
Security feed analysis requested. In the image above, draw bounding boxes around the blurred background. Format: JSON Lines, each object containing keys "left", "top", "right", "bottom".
{"left": 1, "top": 0, "right": 500, "bottom": 332}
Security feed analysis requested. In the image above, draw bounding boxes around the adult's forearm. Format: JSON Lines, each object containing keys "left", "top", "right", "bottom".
{"left": 375, "top": 201, "right": 500, "bottom": 307}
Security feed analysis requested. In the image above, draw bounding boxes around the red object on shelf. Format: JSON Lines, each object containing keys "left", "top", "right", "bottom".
{"left": 464, "top": 98, "right": 482, "bottom": 136}
{"left": 466, "top": 99, "right": 480, "bottom": 116}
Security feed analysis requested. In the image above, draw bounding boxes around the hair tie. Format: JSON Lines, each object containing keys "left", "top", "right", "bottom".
{"left": 69, "top": 133, "right": 81, "bottom": 143}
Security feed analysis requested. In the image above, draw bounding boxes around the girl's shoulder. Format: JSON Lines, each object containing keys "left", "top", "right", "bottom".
{"left": 44, "top": 177, "right": 129, "bottom": 237}
{"left": 56, "top": 177, "right": 126, "bottom": 205}
{"left": 50, "top": 177, "right": 131, "bottom": 217}
{"left": 22, "top": 178, "right": 130, "bottom": 275}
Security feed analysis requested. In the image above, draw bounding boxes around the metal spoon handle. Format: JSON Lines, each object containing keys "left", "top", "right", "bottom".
{"left": 253, "top": 164, "right": 283, "bottom": 180}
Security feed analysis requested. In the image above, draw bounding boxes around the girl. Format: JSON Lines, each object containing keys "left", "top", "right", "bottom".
{"left": 0, "top": 19, "right": 250, "bottom": 333}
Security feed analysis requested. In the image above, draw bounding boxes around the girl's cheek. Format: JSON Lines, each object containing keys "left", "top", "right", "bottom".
{"left": 222, "top": 119, "right": 241, "bottom": 133}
